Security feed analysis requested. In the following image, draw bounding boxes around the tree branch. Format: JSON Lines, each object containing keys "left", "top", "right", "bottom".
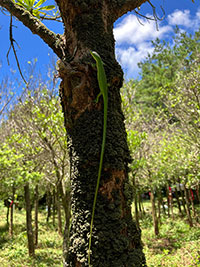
{"left": 0, "top": 0, "right": 64, "bottom": 59}
{"left": 112, "top": 0, "right": 148, "bottom": 22}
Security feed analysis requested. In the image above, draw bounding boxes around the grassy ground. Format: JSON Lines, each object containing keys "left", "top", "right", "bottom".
{"left": 0, "top": 201, "right": 200, "bottom": 266}
{"left": 0, "top": 203, "right": 62, "bottom": 267}
{"left": 139, "top": 202, "right": 200, "bottom": 267}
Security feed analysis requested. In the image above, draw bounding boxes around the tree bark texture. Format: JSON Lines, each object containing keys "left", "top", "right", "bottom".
{"left": 55, "top": 1, "right": 147, "bottom": 266}
{"left": 0, "top": 0, "right": 148, "bottom": 266}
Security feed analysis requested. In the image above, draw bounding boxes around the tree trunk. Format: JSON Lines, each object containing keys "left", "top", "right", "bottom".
{"left": 55, "top": 3, "right": 146, "bottom": 266}
{"left": 56, "top": 190, "right": 63, "bottom": 236}
{"left": 24, "top": 182, "right": 35, "bottom": 257}
{"left": 166, "top": 185, "right": 170, "bottom": 217}
{"left": 183, "top": 185, "right": 193, "bottom": 227}
{"left": 174, "top": 186, "right": 182, "bottom": 216}
{"left": 34, "top": 185, "right": 39, "bottom": 246}
{"left": 157, "top": 190, "right": 162, "bottom": 222}
{"left": 150, "top": 190, "right": 159, "bottom": 236}
{"left": 132, "top": 173, "right": 140, "bottom": 228}
{"left": 180, "top": 187, "right": 187, "bottom": 214}
{"left": 46, "top": 190, "right": 52, "bottom": 223}
{"left": 9, "top": 186, "right": 15, "bottom": 238}
{"left": 6, "top": 205, "right": 9, "bottom": 225}
{"left": 196, "top": 185, "right": 200, "bottom": 203}
{"left": 52, "top": 189, "right": 56, "bottom": 227}
{"left": 189, "top": 189, "right": 196, "bottom": 218}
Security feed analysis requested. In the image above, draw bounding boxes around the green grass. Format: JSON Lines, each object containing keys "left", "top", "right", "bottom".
{"left": 0, "top": 204, "right": 62, "bottom": 267}
{"left": 0, "top": 201, "right": 200, "bottom": 266}
{"left": 138, "top": 202, "right": 200, "bottom": 267}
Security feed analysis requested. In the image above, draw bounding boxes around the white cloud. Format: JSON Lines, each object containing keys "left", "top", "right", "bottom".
{"left": 116, "top": 43, "right": 154, "bottom": 79}
{"left": 114, "top": 7, "right": 200, "bottom": 80}
{"left": 167, "top": 9, "right": 192, "bottom": 27}
{"left": 114, "top": 14, "right": 172, "bottom": 79}
{"left": 114, "top": 14, "right": 172, "bottom": 46}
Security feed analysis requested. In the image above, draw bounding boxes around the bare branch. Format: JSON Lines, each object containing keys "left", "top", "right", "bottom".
{"left": 7, "top": 15, "right": 27, "bottom": 84}
{"left": 0, "top": 0, "right": 64, "bottom": 59}
{"left": 112, "top": 0, "right": 148, "bottom": 22}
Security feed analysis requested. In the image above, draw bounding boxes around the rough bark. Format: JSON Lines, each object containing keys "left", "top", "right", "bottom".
{"left": 0, "top": 0, "right": 148, "bottom": 266}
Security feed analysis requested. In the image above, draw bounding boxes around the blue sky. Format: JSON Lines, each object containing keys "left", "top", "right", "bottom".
{"left": 0, "top": 0, "right": 200, "bottom": 82}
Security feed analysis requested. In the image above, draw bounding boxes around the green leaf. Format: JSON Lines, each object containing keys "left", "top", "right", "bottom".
{"left": 34, "top": 0, "right": 46, "bottom": 8}
{"left": 38, "top": 5, "right": 55, "bottom": 11}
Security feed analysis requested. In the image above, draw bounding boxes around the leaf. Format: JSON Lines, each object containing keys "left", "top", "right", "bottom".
{"left": 38, "top": 5, "right": 55, "bottom": 11}
{"left": 34, "top": 0, "right": 46, "bottom": 8}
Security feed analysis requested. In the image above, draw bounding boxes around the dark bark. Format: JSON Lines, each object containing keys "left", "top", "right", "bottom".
{"left": 57, "top": 2, "right": 146, "bottom": 266}
{"left": 24, "top": 183, "right": 35, "bottom": 257}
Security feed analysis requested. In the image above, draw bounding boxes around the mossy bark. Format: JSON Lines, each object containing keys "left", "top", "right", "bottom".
{"left": 55, "top": 2, "right": 147, "bottom": 266}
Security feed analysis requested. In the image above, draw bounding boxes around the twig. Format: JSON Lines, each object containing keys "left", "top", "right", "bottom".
{"left": 7, "top": 15, "right": 27, "bottom": 84}
{"left": 135, "top": 1, "right": 165, "bottom": 31}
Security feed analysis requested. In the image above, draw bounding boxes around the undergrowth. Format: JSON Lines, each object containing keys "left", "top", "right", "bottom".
{"left": 0, "top": 203, "right": 62, "bottom": 267}
{"left": 0, "top": 201, "right": 200, "bottom": 266}
{"left": 140, "top": 205, "right": 200, "bottom": 267}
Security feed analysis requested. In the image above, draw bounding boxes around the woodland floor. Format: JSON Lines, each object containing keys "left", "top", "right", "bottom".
{"left": 0, "top": 201, "right": 199, "bottom": 266}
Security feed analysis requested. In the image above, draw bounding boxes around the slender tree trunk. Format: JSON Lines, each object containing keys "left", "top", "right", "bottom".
{"left": 9, "top": 186, "right": 15, "bottom": 237}
{"left": 196, "top": 185, "right": 200, "bottom": 203}
{"left": 169, "top": 188, "right": 174, "bottom": 220}
{"left": 132, "top": 173, "right": 140, "bottom": 228}
{"left": 24, "top": 183, "right": 35, "bottom": 257}
{"left": 180, "top": 187, "right": 187, "bottom": 214}
{"left": 157, "top": 190, "right": 162, "bottom": 222}
{"left": 161, "top": 193, "right": 166, "bottom": 216}
{"left": 56, "top": 190, "right": 63, "bottom": 236}
{"left": 150, "top": 190, "right": 159, "bottom": 236}
{"left": 183, "top": 185, "right": 193, "bottom": 227}
{"left": 166, "top": 185, "right": 170, "bottom": 217}
{"left": 138, "top": 193, "right": 142, "bottom": 214}
{"left": 46, "top": 190, "right": 52, "bottom": 223}
{"left": 189, "top": 189, "right": 196, "bottom": 218}
{"left": 174, "top": 186, "right": 182, "bottom": 216}
{"left": 6, "top": 205, "right": 9, "bottom": 225}
{"left": 34, "top": 185, "right": 39, "bottom": 246}
{"left": 52, "top": 189, "right": 56, "bottom": 227}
